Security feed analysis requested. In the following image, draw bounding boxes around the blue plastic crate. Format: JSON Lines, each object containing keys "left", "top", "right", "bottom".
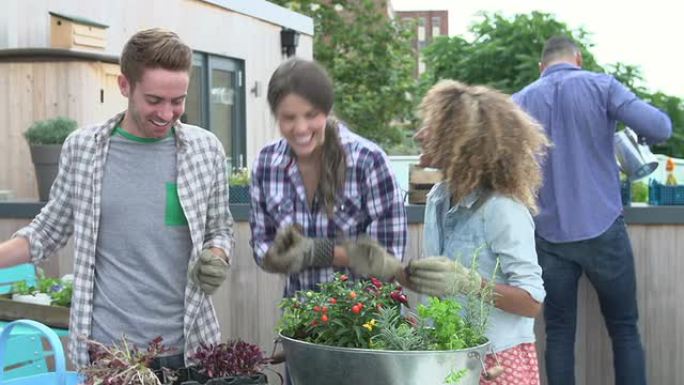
{"left": 620, "top": 182, "right": 631, "bottom": 206}
{"left": 649, "top": 181, "right": 684, "bottom": 205}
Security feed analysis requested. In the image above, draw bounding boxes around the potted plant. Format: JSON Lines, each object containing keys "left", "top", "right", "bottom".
{"left": 81, "top": 336, "right": 176, "bottom": 385}
{"left": 10, "top": 280, "right": 52, "bottom": 306}
{"left": 1, "top": 271, "right": 72, "bottom": 329}
{"left": 277, "top": 273, "right": 499, "bottom": 385}
{"left": 178, "top": 339, "right": 271, "bottom": 384}
{"left": 228, "top": 168, "right": 251, "bottom": 204}
{"left": 23, "top": 116, "right": 77, "bottom": 201}
{"left": 11, "top": 273, "right": 73, "bottom": 307}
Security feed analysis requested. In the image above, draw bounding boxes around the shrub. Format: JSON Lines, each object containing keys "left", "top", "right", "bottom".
{"left": 24, "top": 116, "right": 77, "bottom": 145}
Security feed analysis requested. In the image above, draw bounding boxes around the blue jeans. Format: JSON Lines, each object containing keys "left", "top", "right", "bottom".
{"left": 536, "top": 216, "right": 646, "bottom": 385}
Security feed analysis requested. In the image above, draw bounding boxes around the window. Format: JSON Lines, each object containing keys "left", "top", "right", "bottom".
{"left": 417, "top": 17, "right": 426, "bottom": 42}
{"left": 431, "top": 16, "right": 441, "bottom": 38}
{"left": 183, "top": 52, "right": 246, "bottom": 171}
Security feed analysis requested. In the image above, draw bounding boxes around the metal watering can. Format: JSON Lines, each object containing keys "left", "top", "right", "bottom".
{"left": 614, "top": 127, "right": 659, "bottom": 181}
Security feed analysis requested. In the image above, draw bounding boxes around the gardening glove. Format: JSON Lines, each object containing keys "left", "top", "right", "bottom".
{"left": 189, "top": 249, "right": 230, "bottom": 295}
{"left": 263, "top": 225, "right": 334, "bottom": 273}
{"left": 406, "top": 256, "right": 482, "bottom": 297}
{"left": 343, "top": 236, "right": 402, "bottom": 281}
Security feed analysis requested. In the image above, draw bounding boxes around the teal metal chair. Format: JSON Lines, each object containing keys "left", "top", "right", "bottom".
{"left": 0, "top": 264, "right": 36, "bottom": 295}
{"left": 0, "top": 320, "right": 80, "bottom": 385}
{"left": 0, "top": 265, "right": 68, "bottom": 380}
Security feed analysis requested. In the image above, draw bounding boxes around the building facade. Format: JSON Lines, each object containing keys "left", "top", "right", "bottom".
{"left": 395, "top": 10, "right": 448, "bottom": 76}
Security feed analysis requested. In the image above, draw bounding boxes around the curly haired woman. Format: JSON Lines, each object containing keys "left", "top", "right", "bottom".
{"left": 407, "top": 80, "right": 549, "bottom": 384}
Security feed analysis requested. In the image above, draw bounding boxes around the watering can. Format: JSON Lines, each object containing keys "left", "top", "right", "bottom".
{"left": 614, "top": 127, "right": 659, "bottom": 181}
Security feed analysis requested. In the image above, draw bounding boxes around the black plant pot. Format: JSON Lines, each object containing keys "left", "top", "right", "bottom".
{"left": 175, "top": 367, "right": 267, "bottom": 385}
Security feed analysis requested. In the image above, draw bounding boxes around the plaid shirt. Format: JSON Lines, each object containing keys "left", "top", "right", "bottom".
{"left": 14, "top": 112, "right": 234, "bottom": 367}
{"left": 250, "top": 124, "right": 407, "bottom": 297}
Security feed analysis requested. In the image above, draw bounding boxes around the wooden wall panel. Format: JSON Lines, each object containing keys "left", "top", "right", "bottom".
{"left": 0, "top": 61, "right": 126, "bottom": 199}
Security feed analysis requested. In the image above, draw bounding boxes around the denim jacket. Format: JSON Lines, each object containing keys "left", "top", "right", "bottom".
{"left": 423, "top": 182, "right": 545, "bottom": 352}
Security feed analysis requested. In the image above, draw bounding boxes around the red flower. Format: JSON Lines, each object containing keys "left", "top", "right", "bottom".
{"left": 321, "top": 314, "right": 329, "bottom": 323}
{"left": 329, "top": 298, "right": 337, "bottom": 304}
{"left": 340, "top": 274, "right": 349, "bottom": 281}
{"left": 313, "top": 305, "right": 321, "bottom": 312}
{"left": 351, "top": 305, "right": 361, "bottom": 314}
{"left": 370, "top": 277, "right": 383, "bottom": 288}
{"left": 390, "top": 291, "right": 409, "bottom": 305}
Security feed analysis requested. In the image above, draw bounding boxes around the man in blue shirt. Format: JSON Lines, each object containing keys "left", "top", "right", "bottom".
{"left": 513, "top": 36, "right": 672, "bottom": 385}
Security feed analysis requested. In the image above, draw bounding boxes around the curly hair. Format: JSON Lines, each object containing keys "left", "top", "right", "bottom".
{"left": 419, "top": 80, "right": 550, "bottom": 213}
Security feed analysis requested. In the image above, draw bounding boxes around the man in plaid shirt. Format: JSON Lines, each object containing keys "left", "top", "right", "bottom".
{"left": 0, "top": 29, "right": 233, "bottom": 368}
{"left": 250, "top": 59, "right": 407, "bottom": 297}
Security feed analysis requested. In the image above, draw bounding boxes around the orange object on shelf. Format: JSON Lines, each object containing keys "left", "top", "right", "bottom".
{"left": 666, "top": 158, "right": 675, "bottom": 172}
{"left": 666, "top": 158, "right": 678, "bottom": 186}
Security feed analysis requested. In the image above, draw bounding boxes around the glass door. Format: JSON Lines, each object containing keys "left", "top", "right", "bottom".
{"left": 183, "top": 53, "right": 245, "bottom": 171}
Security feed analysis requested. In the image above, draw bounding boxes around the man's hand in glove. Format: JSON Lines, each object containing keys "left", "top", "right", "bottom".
{"left": 343, "top": 236, "right": 402, "bottom": 281}
{"left": 189, "top": 249, "right": 230, "bottom": 295}
{"left": 406, "top": 257, "right": 481, "bottom": 297}
{"left": 263, "top": 225, "right": 334, "bottom": 273}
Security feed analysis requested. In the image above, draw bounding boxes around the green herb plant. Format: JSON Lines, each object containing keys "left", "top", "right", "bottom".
{"left": 369, "top": 306, "right": 428, "bottom": 351}
{"left": 10, "top": 270, "right": 73, "bottom": 307}
{"left": 229, "top": 168, "right": 250, "bottom": 186}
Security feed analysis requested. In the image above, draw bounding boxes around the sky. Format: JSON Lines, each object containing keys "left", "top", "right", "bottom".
{"left": 391, "top": 0, "right": 683, "bottom": 97}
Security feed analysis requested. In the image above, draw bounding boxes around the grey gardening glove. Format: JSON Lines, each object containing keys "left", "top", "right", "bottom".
{"left": 343, "top": 236, "right": 402, "bottom": 281}
{"left": 406, "top": 257, "right": 482, "bottom": 297}
{"left": 189, "top": 249, "right": 230, "bottom": 295}
{"left": 263, "top": 225, "right": 334, "bottom": 273}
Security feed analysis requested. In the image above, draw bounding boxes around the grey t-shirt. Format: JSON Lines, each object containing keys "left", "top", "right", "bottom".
{"left": 91, "top": 127, "right": 192, "bottom": 352}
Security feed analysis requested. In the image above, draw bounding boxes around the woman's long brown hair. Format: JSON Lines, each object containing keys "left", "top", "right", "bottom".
{"left": 268, "top": 58, "right": 346, "bottom": 217}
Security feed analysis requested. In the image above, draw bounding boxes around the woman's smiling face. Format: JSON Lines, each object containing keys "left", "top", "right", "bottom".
{"left": 276, "top": 93, "right": 328, "bottom": 161}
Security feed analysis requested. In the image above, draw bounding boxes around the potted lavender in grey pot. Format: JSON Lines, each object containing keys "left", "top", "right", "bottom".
{"left": 24, "top": 116, "right": 77, "bottom": 201}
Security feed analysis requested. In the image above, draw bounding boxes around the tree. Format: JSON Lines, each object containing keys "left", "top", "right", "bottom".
{"left": 421, "top": 11, "right": 684, "bottom": 157}
{"left": 270, "top": 0, "right": 417, "bottom": 147}
{"left": 420, "top": 11, "right": 601, "bottom": 95}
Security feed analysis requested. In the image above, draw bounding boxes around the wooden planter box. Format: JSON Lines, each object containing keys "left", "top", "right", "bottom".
{"left": 408, "top": 165, "right": 442, "bottom": 204}
{"left": 0, "top": 297, "right": 69, "bottom": 329}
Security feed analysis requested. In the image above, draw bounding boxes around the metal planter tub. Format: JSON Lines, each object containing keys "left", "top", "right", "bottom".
{"left": 279, "top": 334, "right": 491, "bottom": 385}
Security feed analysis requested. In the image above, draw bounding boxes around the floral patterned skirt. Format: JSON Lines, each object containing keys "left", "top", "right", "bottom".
{"left": 480, "top": 342, "right": 540, "bottom": 385}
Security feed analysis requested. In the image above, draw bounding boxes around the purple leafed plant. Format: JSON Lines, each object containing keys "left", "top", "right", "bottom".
{"left": 190, "top": 340, "right": 268, "bottom": 378}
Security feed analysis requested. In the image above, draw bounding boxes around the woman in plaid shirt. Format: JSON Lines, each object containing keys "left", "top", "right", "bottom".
{"left": 249, "top": 59, "right": 407, "bottom": 297}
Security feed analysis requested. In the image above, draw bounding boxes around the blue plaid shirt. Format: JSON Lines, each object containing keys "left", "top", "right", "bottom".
{"left": 250, "top": 124, "right": 407, "bottom": 297}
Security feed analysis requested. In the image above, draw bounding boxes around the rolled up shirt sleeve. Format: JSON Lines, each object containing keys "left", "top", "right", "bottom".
{"left": 484, "top": 197, "right": 546, "bottom": 303}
